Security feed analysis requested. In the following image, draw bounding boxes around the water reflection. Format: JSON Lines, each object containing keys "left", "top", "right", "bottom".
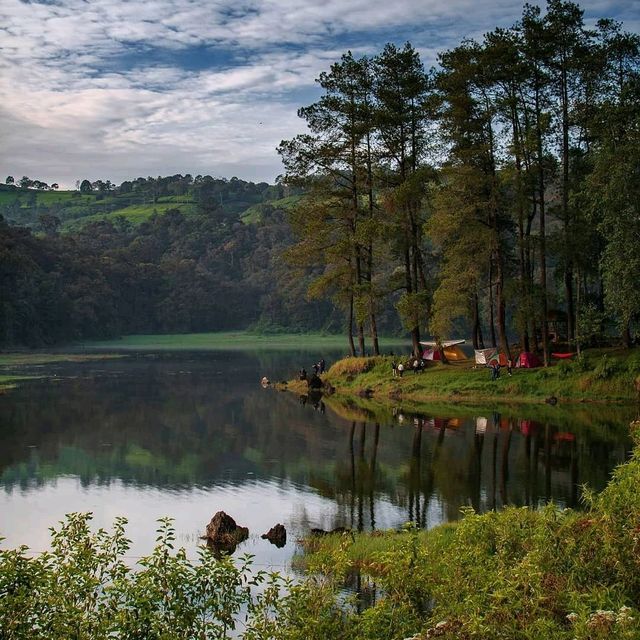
{"left": 0, "top": 352, "right": 634, "bottom": 562}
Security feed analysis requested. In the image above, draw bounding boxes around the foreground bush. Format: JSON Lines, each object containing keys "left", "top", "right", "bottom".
{"left": 0, "top": 514, "right": 355, "bottom": 640}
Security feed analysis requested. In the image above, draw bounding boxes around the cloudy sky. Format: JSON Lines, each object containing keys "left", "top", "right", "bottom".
{"left": 0, "top": 0, "right": 636, "bottom": 188}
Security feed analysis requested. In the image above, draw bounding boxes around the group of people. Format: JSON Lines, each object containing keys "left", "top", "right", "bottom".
{"left": 298, "top": 358, "right": 326, "bottom": 381}
{"left": 391, "top": 357, "right": 426, "bottom": 378}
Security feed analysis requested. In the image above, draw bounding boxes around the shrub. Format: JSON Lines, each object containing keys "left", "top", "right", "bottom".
{"left": 571, "top": 352, "right": 592, "bottom": 373}
{"left": 593, "top": 355, "right": 617, "bottom": 380}
{"left": 626, "top": 351, "right": 640, "bottom": 375}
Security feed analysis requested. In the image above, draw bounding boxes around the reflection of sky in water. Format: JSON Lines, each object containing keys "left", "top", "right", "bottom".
{"left": 1, "top": 476, "right": 404, "bottom": 563}
{"left": 0, "top": 350, "right": 633, "bottom": 567}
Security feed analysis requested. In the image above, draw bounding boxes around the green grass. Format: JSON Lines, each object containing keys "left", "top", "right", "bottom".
{"left": 0, "top": 373, "right": 42, "bottom": 391}
{"left": 240, "top": 195, "right": 304, "bottom": 224}
{"left": 0, "top": 353, "right": 125, "bottom": 392}
{"left": 0, "top": 353, "right": 125, "bottom": 366}
{"left": 320, "top": 348, "right": 640, "bottom": 404}
{"left": 61, "top": 202, "right": 196, "bottom": 232}
{"left": 77, "top": 331, "right": 409, "bottom": 352}
{"left": 0, "top": 187, "right": 95, "bottom": 207}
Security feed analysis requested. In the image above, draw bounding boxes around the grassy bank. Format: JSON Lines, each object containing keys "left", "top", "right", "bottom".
{"left": 0, "top": 353, "right": 125, "bottom": 392}
{"left": 309, "top": 348, "right": 640, "bottom": 405}
{"left": 78, "top": 331, "right": 409, "bottom": 352}
{"left": 295, "top": 422, "right": 640, "bottom": 639}
{"left": 0, "top": 374, "right": 38, "bottom": 393}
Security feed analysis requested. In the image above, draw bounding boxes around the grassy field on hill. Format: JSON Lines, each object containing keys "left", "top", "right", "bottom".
{"left": 1, "top": 182, "right": 299, "bottom": 231}
{"left": 60, "top": 201, "right": 197, "bottom": 231}
{"left": 240, "top": 194, "right": 304, "bottom": 223}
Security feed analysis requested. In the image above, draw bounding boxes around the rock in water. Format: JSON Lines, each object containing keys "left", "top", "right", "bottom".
{"left": 261, "top": 523, "right": 287, "bottom": 547}
{"left": 204, "top": 511, "right": 249, "bottom": 555}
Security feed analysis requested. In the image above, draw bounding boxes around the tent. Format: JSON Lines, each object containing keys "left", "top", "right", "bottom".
{"left": 420, "top": 339, "right": 466, "bottom": 348}
{"left": 421, "top": 339, "right": 467, "bottom": 362}
{"left": 443, "top": 345, "right": 467, "bottom": 361}
{"left": 517, "top": 352, "right": 541, "bottom": 368}
{"left": 475, "top": 349, "right": 509, "bottom": 365}
{"left": 424, "top": 346, "right": 467, "bottom": 361}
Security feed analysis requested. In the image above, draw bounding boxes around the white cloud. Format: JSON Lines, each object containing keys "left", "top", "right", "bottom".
{"left": 0, "top": 0, "right": 636, "bottom": 186}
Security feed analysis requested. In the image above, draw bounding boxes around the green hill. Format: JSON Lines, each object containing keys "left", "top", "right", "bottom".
{"left": 0, "top": 178, "right": 301, "bottom": 232}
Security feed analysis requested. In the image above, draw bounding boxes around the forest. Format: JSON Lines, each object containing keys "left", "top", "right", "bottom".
{"left": 1, "top": 0, "right": 639, "bottom": 356}
{"left": 0, "top": 178, "right": 345, "bottom": 346}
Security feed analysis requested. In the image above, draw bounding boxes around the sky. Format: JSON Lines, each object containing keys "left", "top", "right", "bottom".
{"left": 0, "top": 0, "right": 637, "bottom": 188}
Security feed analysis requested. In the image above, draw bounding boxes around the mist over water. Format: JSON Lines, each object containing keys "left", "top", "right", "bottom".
{"left": 0, "top": 350, "right": 633, "bottom": 566}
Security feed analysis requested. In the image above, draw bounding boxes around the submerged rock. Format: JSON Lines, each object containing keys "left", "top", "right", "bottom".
{"left": 261, "top": 523, "right": 287, "bottom": 547}
{"left": 204, "top": 511, "right": 249, "bottom": 555}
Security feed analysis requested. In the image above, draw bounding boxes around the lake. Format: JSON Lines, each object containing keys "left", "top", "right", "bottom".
{"left": 0, "top": 349, "right": 634, "bottom": 570}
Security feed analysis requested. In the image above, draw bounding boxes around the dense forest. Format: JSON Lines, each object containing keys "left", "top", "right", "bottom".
{"left": 1, "top": 0, "right": 638, "bottom": 353}
{"left": 0, "top": 175, "right": 365, "bottom": 345}
{"left": 280, "top": 0, "right": 640, "bottom": 359}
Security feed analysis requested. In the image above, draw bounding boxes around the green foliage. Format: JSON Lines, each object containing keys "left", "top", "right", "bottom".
{"left": 0, "top": 514, "right": 360, "bottom": 640}
{"left": 296, "top": 429, "right": 640, "bottom": 638}
{"left": 592, "top": 355, "right": 618, "bottom": 380}
{"left": 0, "top": 514, "right": 270, "bottom": 639}
{"left": 571, "top": 352, "right": 592, "bottom": 373}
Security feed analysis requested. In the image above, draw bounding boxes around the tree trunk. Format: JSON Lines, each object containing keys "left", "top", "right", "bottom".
{"left": 535, "top": 79, "right": 549, "bottom": 366}
{"left": 370, "top": 311, "right": 380, "bottom": 356}
{"left": 495, "top": 250, "right": 511, "bottom": 361}
{"left": 472, "top": 292, "right": 481, "bottom": 350}
{"left": 348, "top": 295, "right": 356, "bottom": 356}
{"left": 488, "top": 261, "right": 497, "bottom": 348}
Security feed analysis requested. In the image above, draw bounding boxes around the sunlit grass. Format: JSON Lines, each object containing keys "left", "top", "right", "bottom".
{"left": 322, "top": 349, "right": 640, "bottom": 403}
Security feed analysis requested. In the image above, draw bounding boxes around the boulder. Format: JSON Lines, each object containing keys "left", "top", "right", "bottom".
{"left": 204, "top": 511, "right": 249, "bottom": 555}
{"left": 261, "top": 523, "right": 287, "bottom": 548}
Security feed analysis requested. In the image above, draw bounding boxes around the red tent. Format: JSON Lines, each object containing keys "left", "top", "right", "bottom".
{"left": 517, "top": 352, "right": 541, "bottom": 368}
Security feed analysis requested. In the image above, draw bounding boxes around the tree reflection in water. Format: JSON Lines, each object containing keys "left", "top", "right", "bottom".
{"left": 0, "top": 352, "right": 634, "bottom": 546}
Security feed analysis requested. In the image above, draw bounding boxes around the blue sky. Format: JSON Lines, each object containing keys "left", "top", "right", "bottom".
{"left": 0, "top": 0, "right": 637, "bottom": 188}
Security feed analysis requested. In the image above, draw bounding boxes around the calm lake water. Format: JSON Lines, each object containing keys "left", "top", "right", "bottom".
{"left": 0, "top": 349, "right": 634, "bottom": 569}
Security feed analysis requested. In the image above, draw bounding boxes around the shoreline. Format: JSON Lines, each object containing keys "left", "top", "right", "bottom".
{"left": 283, "top": 350, "right": 640, "bottom": 408}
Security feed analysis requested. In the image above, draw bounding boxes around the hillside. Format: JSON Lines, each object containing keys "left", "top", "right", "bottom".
{"left": 0, "top": 177, "right": 298, "bottom": 231}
